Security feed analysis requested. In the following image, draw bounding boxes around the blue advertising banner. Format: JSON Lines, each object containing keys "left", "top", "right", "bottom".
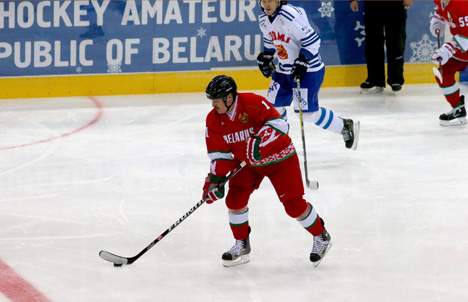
{"left": 0, "top": 0, "right": 439, "bottom": 78}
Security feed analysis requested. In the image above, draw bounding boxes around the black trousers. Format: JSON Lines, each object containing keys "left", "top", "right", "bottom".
{"left": 363, "top": 1, "right": 407, "bottom": 87}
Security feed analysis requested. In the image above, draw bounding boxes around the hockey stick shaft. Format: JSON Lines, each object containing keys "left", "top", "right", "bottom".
{"left": 294, "top": 77, "right": 311, "bottom": 188}
{"left": 294, "top": 77, "right": 319, "bottom": 190}
{"left": 99, "top": 161, "right": 247, "bottom": 266}
{"left": 433, "top": 29, "right": 443, "bottom": 82}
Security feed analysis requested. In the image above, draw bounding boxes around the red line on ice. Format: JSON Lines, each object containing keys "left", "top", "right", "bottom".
{"left": 0, "top": 259, "right": 51, "bottom": 302}
{"left": 0, "top": 96, "right": 103, "bottom": 151}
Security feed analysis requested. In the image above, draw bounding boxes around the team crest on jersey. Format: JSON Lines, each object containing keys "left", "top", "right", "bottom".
{"left": 238, "top": 112, "right": 249, "bottom": 123}
{"left": 275, "top": 44, "right": 289, "bottom": 60}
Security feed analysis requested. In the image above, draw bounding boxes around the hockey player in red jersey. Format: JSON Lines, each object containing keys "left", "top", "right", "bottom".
{"left": 202, "top": 75, "right": 331, "bottom": 267}
{"left": 431, "top": 0, "right": 468, "bottom": 126}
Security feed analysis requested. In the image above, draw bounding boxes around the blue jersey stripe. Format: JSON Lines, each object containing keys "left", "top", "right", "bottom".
{"left": 278, "top": 12, "right": 293, "bottom": 22}
{"left": 281, "top": 9, "right": 295, "bottom": 20}
{"left": 301, "top": 33, "right": 318, "bottom": 42}
{"left": 303, "top": 37, "right": 320, "bottom": 47}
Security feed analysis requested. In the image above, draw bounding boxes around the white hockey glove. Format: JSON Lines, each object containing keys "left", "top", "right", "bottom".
{"left": 432, "top": 41, "right": 458, "bottom": 65}
{"left": 430, "top": 13, "right": 446, "bottom": 38}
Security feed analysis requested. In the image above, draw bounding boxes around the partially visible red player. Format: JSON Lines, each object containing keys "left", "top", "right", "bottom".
{"left": 431, "top": 0, "right": 468, "bottom": 126}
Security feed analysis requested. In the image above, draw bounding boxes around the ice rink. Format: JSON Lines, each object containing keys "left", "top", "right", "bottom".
{"left": 0, "top": 83, "right": 467, "bottom": 302}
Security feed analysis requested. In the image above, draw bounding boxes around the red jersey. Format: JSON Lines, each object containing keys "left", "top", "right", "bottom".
{"left": 435, "top": 0, "right": 468, "bottom": 61}
{"left": 205, "top": 92, "right": 294, "bottom": 177}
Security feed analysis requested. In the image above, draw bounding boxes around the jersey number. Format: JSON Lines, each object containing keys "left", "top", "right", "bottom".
{"left": 459, "top": 16, "right": 468, "bottom": 27}
{"left": 262, "top": 101, "right": 271, "bottom": 110}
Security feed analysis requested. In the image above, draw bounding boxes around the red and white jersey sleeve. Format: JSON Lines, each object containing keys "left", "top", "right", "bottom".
{"left": 205, "top": 93, "right": 294, "bottom": 175}
{"left": 205, "top": 113, "right": 236, "bottom": 179}
{"left": 435, "top": 0, "right": 468, "bottom": 61}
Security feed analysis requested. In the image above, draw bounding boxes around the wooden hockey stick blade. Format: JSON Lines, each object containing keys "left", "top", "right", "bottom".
{"left": 433, "top": 67, "right": 443, "bottom": 82}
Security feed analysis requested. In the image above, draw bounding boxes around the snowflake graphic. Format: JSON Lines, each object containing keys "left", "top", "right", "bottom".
{"left": 197, "top": 27, "right": 207, "bottom": 38}
{"left": 107, "top": 62, "right": 122, "bottom": 74}
{"left": 409, "top": 34, "right": 438, "bottom": 63}
{"left": 318, "top": 2, "right": 334, "bottom": 18}
{"left": 354, "top": 21, "right": 366, "bottom": 47}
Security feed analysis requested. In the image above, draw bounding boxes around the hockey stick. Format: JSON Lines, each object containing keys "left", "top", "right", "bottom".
{"left": 99, "top": 161, "right": 247, "bottom": 267}
{"left": 433, "top": 29, "right": 443, "bottom": 82}
{"left": 294, "top": 77, "right": 319, "bottom": 190}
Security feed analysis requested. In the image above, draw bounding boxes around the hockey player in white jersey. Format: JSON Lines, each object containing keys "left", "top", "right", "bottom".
{"left": 257, "top": 0, "right": 360, "bottom": 150}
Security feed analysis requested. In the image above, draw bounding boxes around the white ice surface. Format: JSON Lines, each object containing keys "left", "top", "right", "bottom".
{"left": 0, "top": 84, "right": 467, "bottom": 302}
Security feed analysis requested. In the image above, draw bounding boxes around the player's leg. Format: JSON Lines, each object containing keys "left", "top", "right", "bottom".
{"left": 265, "top": 154, "right": 332, "bottom": 265}
{"left": 298, "top": 70, "right": 360, "bottom": 150}
{"left": 384, "top": 4, "right": 406, "bottom": 92}
{"left": 360, "top": 2, "right": 385, "bottom": 93}
{"left": 266, "top": 73, "right": 294, "bottom": 121}
{"left": 437, "top": 59, "right": 467, "bottom": 126}
{"left": 222, "top": 167, "right": 263, "bottom": 267}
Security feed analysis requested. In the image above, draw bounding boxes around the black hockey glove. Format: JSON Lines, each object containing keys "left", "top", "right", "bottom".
{"left": 257, "top": 52, "right": 275, "bottom": 78}
{"left": 291, "top": 54, "right": 309, "bottom": 81}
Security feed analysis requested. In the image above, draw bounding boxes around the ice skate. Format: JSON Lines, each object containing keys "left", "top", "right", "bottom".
{"left": 360, "top": 82, "right": 383, "bottom": 94}
{"left": 439, "top": 96, "right": 467, "bottom": 126}
{"left": 222, "top": 237, "right": 251, "bottom": 267}
{"left": 391, "top": 84, "right": 402, "bottom": 94}
{"left": 341, "top": 118, "right": 360, "bottom": 150}
{"left": 310, "top": 227, "right": 332, "bottom": 267}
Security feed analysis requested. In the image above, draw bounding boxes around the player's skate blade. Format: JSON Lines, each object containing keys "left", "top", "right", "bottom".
{"left": 223, "top": 254, "right": 250, "bottom": 267}
{"left": 360, "top": 87, "right": 383, "bottom": 94}
{"left": 439, "top": 117, "right": 467, "bottom": 126}
{"left": 341, "top": 119, "right": 360, "bottom": 151}
{"left": 222, "top": 236, "right": 251, "bottom": 267}
{"left": 439, "top": 95, "right": 466, "bottom": 126}
{"left": 360, "top": 82, "right": 383, "bottom": 95}
{"left": 351, "top": 120, "right": 360, "bottom": 150}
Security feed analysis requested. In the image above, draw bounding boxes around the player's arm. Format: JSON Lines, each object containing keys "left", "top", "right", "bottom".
{"left": 257, "top": 17, "right": 276, "bottom": 78}
{"left": 432, "top": 18, "right": 468, "bottom": 65}
{"left": 246, "top": 97, "right": 291, "bottom": 163}
{"left": 290, "top": 8, "right": 321, "bottom": 59}
{"left": 289, "top": 8, "right": 321, "bottom": 79}
{"left": 203, "top": 123, "right": 235, "bottom": 203}
{"left": 430, "top": 4, "right": 446, "bottom": 38}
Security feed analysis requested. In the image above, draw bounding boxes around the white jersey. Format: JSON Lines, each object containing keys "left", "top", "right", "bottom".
{"left": 259, "top": 4, "right": 324, "bottom": 74}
